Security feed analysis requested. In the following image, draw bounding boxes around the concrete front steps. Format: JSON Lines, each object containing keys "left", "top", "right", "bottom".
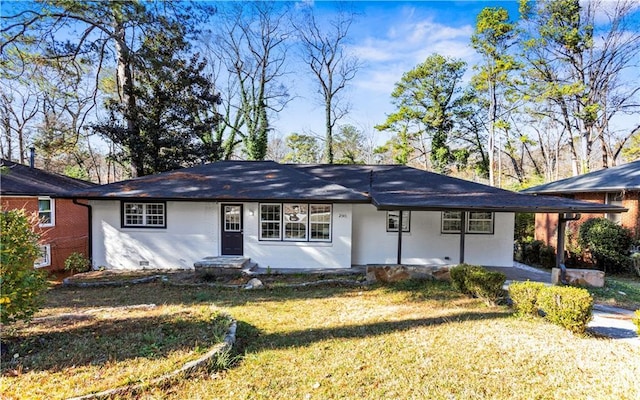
{"left": 193, "top": 256, "right": 256, "bottom": 279}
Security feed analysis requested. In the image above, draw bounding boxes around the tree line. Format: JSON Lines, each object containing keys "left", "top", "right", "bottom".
{"left": 1, "top": 0, "right": 639, "bottom": 188}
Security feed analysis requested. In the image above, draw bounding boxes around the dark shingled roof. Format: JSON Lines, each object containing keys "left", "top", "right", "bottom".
{"left": 1, "top": 159, "right": 95, "bottom": 197}
{"left": 294, "top": 164, "right": 625, "bottom": 213}
{"left": 69, "top": 161, "right": 626, "bottom": 213}
{"left": 523, "top": 160, "right": 640, "bottom": 194}
{"left": 71, "top": 161, "right": 369, "bottom": 202}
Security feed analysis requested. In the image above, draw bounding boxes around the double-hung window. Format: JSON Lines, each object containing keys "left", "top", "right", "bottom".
{"left": 34, "top": 244, "right": 51, "bottom": 268}
{"left": 259, "top": 203, "right": 332, "bottom": 242}
{"left": 605, "top": 193, "right": 623, "bottom": 224}
{"left": 38, "top": 197, "right": 54, "bottom": 227}
{"left": 387, "top": 211, "right": 410, "bottom": 232}
{"left": 122, "top": 202, "right": 166, "bottom": 228}
{"left": 441, "top": 211, "right": 494, "bottom": 234}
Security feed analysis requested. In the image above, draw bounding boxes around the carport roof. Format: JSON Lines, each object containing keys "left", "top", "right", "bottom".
{"left": 294, "top": 164, "right": 626, "bottom": 213}
{"left": 71, "top": 161, "right": 626, "bottom": 214}
{"left": 522, "top": 160, "right": 640, "bottom": 194}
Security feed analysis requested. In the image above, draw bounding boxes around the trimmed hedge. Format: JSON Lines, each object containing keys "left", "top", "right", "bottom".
{"left": 509, "top": 281, "right": 546, "bottom": 317}
{"left": 536, "top": 286, "right": 593, "bottom": 334}
{"left": 450, "top": 264, "right": 484, "bottom": 294}
{"left": 450, "top": 264, "right": 506, "bottom": 306}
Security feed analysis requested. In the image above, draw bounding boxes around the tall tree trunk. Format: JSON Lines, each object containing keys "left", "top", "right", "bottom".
{"left": 113, "top": 19, "right": 141, "bottom": 177}
{"left": 325, "top": 101, "right": 333, "bottom": 163}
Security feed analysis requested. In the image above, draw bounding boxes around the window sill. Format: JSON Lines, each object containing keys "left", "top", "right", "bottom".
{"left": 258, "top": 241, "right": 333, "bottom": 247}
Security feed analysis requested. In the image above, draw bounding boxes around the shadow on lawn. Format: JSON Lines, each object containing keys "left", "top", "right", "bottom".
{"left": 235, "top": 310, "right": 511, "bottom": 356}
{"left": 44, "top": 281, "right": 372, "bottom": 309}
{"left": 1, "top": 312, "right": 229, "bottom": 374}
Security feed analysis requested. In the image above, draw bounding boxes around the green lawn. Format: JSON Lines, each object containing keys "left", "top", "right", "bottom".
{"left": 587, "top": 276, "right": 640, "bottom": 310}
{"left": 2, "top": 280, "right": 639, "bottom": 399}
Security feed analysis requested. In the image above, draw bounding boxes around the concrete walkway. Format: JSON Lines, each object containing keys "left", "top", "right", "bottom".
{"left": 488, "top": 262, "right": 639, "bottom": 346}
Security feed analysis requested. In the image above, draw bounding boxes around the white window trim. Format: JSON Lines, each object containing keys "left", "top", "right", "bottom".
{"left": 259, "top": 204, "right": 282, "bottom": 241}
{"left": 122, "top": 202, "right": 166, "bottom": 228}
{"left": 309, "top": 204, "right": 332, "bottom": 242}
{"left": 38, "top": 197, "right": 55, "bottom": 227}
{"left": 441, "top": 211, "right": 494, "bottom": 234}
{"left": 605, "top": 192, "right": 623, "bottom": 224}
{"left": 34, "top": 244, "right": 51, "bottom": 268}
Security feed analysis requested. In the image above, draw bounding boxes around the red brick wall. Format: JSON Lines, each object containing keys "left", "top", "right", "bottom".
{"left": 534, "top": 192, "right": 639, "bottom": 248}
{"left": 1, "top": 196, "right": 90, "bottom": 272}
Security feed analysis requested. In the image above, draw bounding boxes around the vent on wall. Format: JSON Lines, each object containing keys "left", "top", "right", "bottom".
{"left": 139, "top": 260, "right": 150, "bottom": 267}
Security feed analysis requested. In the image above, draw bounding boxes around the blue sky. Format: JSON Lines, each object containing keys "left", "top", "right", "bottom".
{"left": 273, "top": 1, "right": 523, "bottom": 142}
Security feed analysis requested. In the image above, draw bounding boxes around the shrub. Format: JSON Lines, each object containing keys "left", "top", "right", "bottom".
{"left": 450, "top": 264, "right": 506, "bottom": 305}
{"left": 450, "top": 264, "right": 484, "bottom": 294}
{"left": 578, "top": 217, "right": 633, "bottom": 273}
{"left": 509, "top": 281, "right": 546, "bottom": 317}
{"left": 536, "top": 286, "right": 593, "bottom": 334}
{"left": 64, "top": 252, "right": 92, "bottom": 274}
{"left": 633, "top": 310, "right": 640, "bottom": 335}
{"left": 538, "top": 244, "right": 556, "bottom": 269}
{"left": 0, "top": 209, "right": 49, "bottom": 324}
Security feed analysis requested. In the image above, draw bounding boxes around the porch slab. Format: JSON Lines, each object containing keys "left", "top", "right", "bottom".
{"left": 366, "top": 265, "right": 451, "bottom": 283}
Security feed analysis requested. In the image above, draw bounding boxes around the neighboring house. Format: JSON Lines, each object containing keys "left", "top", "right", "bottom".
{"left": 523, "top": 160, "right": 640, "bottom": 249}
{"left": 1, "top": 159, "right": 95, "bottom": 271}
{"left": 72, "top": 161, "right": 623, "bottom": 271}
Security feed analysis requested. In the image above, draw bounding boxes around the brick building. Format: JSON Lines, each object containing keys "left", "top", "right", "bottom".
{"left": 1, "top": 159, "right": 95, "bottom": 272}
{"left": 524, "top": 160, "right": 640, "bottom": 252}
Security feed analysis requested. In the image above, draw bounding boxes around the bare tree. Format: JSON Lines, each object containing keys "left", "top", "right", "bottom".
{"left": 294, "top": 3, "right": 361, "bottom": 163}
{"left": 208, "top": 1, "right": 293, "bottom": 160}
{"left": 519, "top": 0, "right": 640, "bottom": 173}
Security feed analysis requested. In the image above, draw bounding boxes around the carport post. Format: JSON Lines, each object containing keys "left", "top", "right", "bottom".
{"left": 556, "top": 213, "right": 565, "bottom": 268}
{"left": 397, "top": 210, "right": 403, "bottom": 264}
{"left": 459, "top": 211, "right": 466, "bottom": 264}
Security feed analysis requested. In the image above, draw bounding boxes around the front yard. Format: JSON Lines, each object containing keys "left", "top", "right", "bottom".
{"left": 2, "top": 279, "right": 639, "bottom": 399}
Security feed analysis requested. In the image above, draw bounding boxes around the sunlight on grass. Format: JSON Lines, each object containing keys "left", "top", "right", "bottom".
{"left": 2, "top": 280, "right": 639, "bottom": 399}
{"left": 1, "top": 299, "right": 231, "bottom": 399}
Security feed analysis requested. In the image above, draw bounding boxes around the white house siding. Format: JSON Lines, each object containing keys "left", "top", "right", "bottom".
{"left": 351, "top": 204, "right": 514, "bottom": 267}
{"left": 91, "top": 200, "right": 218, "bottom": 270}
{"left": 91, "top": 200, "right": 353, "bottom": 270}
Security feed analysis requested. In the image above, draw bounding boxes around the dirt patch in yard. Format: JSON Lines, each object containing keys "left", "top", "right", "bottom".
{"left": 63, "top": 269, "right": 368, "bottom": 287}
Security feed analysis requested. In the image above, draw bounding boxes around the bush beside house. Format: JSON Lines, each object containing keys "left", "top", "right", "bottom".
{"left": 578, "top": 218, "right": 634, "bottom": 274}
{"left": 0, "top": 209, "right": 49, "bottom": 324}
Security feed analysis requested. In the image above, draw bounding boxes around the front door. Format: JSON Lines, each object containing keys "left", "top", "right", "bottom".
{"left": 221, "top": 204, "right": 243, "bottom": 255}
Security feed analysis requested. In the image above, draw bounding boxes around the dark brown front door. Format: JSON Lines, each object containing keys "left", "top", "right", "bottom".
{"left": 221, "top": 204, "right": 243, "bottom": 255}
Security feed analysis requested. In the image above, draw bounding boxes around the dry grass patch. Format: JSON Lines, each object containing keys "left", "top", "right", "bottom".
{"left": 2, "top": 280, "right": 639, "bottom": 399}
{"left": 1, "top": 289, "right": 232, "bottom": 400}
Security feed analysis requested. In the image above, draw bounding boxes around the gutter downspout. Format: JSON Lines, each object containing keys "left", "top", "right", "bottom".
{"left": 73, "top": 199, "right": 93, "bottom": 266}
{"left": 556, "top": 213, "right": 581, "bottom": 284}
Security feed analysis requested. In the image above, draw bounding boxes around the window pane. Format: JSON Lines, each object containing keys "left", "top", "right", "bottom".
{"left": 310, "top": 204, "right": 331, "bottom": 241}
{"left": 284, "top": 204, "right": 307, "bottom": 240}
{"left": 441, "top": 211, "right": 461, "bottom": 232}
{"left": 124, "top": 202, "right": 165, "bottom": 227}
{"left": 260, "top": 204, "right": 281, "bottom": 240}
{"left": 38, "top": 199, "right": 52, "bottom": 224}
{"left": 224, "top": 205, "right": 241, "bottom": 232}
{"left": 467, "top": 212, "right": 493, "bottom": 233}
{"left": 387, "top": 211, "right": 410, "bottom": 232}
